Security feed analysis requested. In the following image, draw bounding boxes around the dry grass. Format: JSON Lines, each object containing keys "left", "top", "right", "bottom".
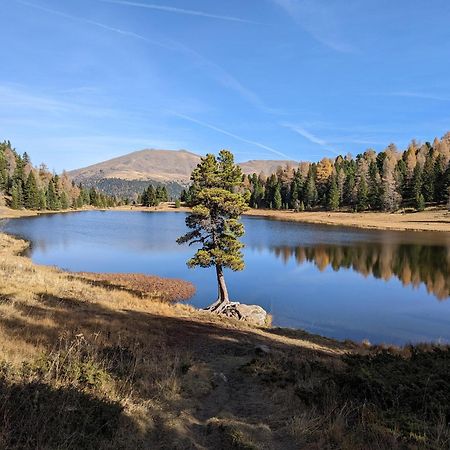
{"left": 246, "top": 207, "right": 450, "bottom": 232}
{"left": 0, "top": 232, "right": 448, "bottom": 449}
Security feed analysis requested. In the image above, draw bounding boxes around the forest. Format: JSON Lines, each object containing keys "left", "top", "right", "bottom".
{"left": 182, "top": 133, "right": 450, "bottom": 212}
{"left": 138, "top": 184, "right": 169, "bottom": 207}
{"left": 0, "top": 141, "right": 121, "bottom": 210}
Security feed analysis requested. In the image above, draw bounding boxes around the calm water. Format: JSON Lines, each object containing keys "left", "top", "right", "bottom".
{"left": 2, "top": 211, "right": 450, "bottom": 345}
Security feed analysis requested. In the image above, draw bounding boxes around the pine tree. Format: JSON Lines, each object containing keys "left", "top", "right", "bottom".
{"left": 415, "top": 192, "right": 425, "bottom": 211}
{"left": 147, "top": 185, "right": 157, "bottom": 207}
{"left": 304, "top": 167, "right": 318, "bottom": 210}
{"left": 327, "top": 176, "right": 340, "bottom": 211}
{"left": 24, "top": 172, "right": 39, "bottom": 209}
{"left": 177, "top": 150, "right": 246, "bottom": 312}
{"left": 10, "top": 181, "right": 22, "bottom": 209}
{"left": 47, "top": 180, "right": 61, "bottom": 210}
{"left": 357, "top": 177, "right": 369, "bottom": 211}
{"left": 422, "top": 151, "right": 436, "bottom": 202}
{"left": 273, "top": 183, "right": 282, "bottom": 210}
{"left": 60, "top": 191, "right": 69, "bottom": 209}
{"left": 38, "top": 189, "right": 47, "bottom": 210}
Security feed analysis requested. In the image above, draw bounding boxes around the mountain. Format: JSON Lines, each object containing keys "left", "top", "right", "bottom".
{"left": 68, "top": 149, "right": 201, "bottom": 184}
{"left": 68, "top": 149, "right": 298, "bottom": 199}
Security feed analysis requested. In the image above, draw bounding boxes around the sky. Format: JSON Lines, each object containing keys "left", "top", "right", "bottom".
{"left": 1, "top": 0, "right": 450, "bottom": 172}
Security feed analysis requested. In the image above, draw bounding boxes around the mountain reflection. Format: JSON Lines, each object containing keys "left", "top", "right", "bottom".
{"left": 271, "top": 243, "right": 450, "bottom": 301}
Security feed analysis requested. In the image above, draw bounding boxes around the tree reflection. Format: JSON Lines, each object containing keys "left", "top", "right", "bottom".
{"left": 271, "top": 243, "right": 450, "bottom": 300}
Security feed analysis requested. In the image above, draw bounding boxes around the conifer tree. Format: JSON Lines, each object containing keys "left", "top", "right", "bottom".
{"left": 273, "top": 183, "right": 282, "bottom": 210}
{"left": 10, "top": 181, "right": 22, "bottom": 209}
{"left": 327, "top": 176, "right": 340, "bottom": 211}
{"left": 177, "top": 150, "right": 246, "bottom": 312}
{"left": 47, "top": 179, "right": 61, "bottom": 210}
{"left": 357, "top": 177, "right": 369, "bottom": 211}
{"left": 304, "top": 167, "right": 318, "bottom": 209}
{"left": 24, "top": 172, "right": 39, "bottom": 209}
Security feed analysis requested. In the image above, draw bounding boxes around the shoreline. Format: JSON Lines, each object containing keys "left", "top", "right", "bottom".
{"left": 3, "top": 204, "right": 449, "bottom": 233}
{"left": 245, "top": 208, "right": 450, "bottom": 233}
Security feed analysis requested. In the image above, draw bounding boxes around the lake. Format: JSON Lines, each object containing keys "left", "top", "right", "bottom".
{"left": 1, "top": 211, "right": 449, "bottom": 345}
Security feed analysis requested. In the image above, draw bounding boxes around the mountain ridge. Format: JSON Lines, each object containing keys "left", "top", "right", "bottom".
{"left": 68, "top": 148, "right": 298, "bottom": 185}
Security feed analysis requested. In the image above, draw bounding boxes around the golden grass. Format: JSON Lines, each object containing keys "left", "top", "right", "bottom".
{"left": 246, "top": 207, "right": 450, "bottom": 232}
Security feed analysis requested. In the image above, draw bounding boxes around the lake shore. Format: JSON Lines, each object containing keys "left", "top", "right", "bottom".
{"left": 114, "top": 204, "right": 450, "bottom": 232}
{"left": 2, "top": 204, "right": 449, "bottom": 232}
{"left": 0, "top": 230, "right": 448, "bottom": 448}
{"left": 246, "top": 208, "right": 450, "bottom": 232}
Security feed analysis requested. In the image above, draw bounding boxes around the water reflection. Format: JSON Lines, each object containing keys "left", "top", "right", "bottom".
{"left": 2, "top": 212, "right": 450, "bottom": 344}
{"left": 271, "top": 243, "right": 450, "bottom": 300}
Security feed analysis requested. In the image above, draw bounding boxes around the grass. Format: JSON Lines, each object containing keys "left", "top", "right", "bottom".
{"left": 0, "top": 231, "right": 448, "bottom": 449}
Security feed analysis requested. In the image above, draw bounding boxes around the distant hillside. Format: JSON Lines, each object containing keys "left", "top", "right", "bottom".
{"left": 68, "top": 149, "right": 201, "bottom": 184}
{"left": 69, "top": 149, "right": 298, "bottom": 198}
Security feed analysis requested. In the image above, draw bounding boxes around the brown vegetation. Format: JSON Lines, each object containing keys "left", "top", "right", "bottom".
{"left": 0, "top": 232, "right": 448, "bottom": 449}
{"left": 246, "top": 208, "right": 450, "bottom": 232}
{"left": 75, "top": 272, "right": 195, "bottom": 302}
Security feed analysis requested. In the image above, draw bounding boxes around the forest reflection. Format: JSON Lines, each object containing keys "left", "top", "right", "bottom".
{"left": 271, "top": 243, "right": 450, "bottom": 300}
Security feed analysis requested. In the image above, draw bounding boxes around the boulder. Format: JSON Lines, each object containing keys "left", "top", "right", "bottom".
{"left": 219, "top": 302, "right": 268, "bottom": 327}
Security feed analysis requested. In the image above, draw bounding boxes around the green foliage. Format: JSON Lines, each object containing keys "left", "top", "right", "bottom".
{"left": 141, "top": 184, "right": 169, "bottom": 206}
{"left": 46, "top": 179, "right": 61, "bottom": 210}
{"left": 243, "top": 136, "right": 449, "bottom": 212}
{"left": 415, "top": 192, "right": 425, "bottom": 211}
{"left": 24, "top": 172, "right": 39, "bottom": 209}
{"left": 273, "top": 183, "right": 282, "bottom": 210}
{"left": 179, "top": 188, "right": 247, "bottom": 271}
{"left": 0, "top": 139, "right": 120, "bottom": 211}
{"left": 304, "top": 167, "right": 318, "bottom": 209}
{"left": 327, "top": 176, "right": 340, "bottom": 211}
{"left": 177, "top": 150, "right": 247, "bottom": 303}
{"left": 357, "top": 177, "right": 369, "bottom": 211}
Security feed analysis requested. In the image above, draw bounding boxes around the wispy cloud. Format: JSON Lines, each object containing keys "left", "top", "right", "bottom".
{"left": 14, "top": 0, "right": 178, "bottom": 50}
{"left": 282, "top": 123, "right": 338, "bottom": 155}
{"left": 270, "top": 0, "right": 355, "bottom": 53}
{"left": 383, "top": 91, "right": 450, "bottom": 101}
{"left": 101, "top": 0, "right": 259, "bottom": 24}
{"left": 173, "top": 112, "right": 291, "bottom": 159}
{"left": 0, "top": 84, "right": 120, "bottom": 118}
{"left": 15, "top": 0, "right": 274, "bottom": 114}
{"left": 283, "top": 123, "right": 326, "bottom": 145}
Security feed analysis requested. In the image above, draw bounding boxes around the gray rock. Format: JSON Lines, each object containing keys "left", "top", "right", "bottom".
{"left": 220, "top": 302, "right": 268, "bottom": 327}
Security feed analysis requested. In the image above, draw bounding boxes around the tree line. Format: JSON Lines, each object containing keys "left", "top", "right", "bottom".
{"left": 137, "top": 184, "right": 169, "bottom": 207}
{"left": 0, "top": 140, "right": 121, "bottom": 210}
{"left": 181, "top": 134, "right": 450, "bottom": 212}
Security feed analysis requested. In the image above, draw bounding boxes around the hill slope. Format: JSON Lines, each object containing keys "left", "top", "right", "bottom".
{"left": 69, "top": 149, "right": 297, "bottom": 183}
{"left": 68, "top": 149, "right": 202, "bottom": 184}
{"left": 68, "top": 149, "right": 298, "bottom": 199}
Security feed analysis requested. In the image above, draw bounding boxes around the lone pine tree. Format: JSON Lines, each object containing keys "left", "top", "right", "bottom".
{"left": 177, "top": 150, "right": 246, "bottom": 312}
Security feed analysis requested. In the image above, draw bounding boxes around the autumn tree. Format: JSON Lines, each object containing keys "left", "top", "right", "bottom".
{"left": 177, "top": 150, "right": 247, "bottom": 312}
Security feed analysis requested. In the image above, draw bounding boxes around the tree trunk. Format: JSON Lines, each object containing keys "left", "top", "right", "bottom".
{"left": 216, "top": 264, "right": 229, "bottom": 304}
{"left": 206, "top": 264, "right": 230, "bottom": 312}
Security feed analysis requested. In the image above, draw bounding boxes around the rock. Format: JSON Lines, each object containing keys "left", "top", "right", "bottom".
{"left": 219, "top": 302, "right": 269, "bottom": 327}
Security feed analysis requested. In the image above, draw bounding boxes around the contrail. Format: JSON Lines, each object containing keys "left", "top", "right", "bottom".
{"left": 172, "top": 112, "right": 291, "bottom": 159}
{"left": 100, "top": 0, "right": 259, "bottom": 24}
{"left": 14, "top": 0, "right": 272, "bottom": 113}
{"left": 14, "top": 0, "right": 178, "bottom": 50}
{"left": 282, "top": 123, "right": 338, "bottom": 155}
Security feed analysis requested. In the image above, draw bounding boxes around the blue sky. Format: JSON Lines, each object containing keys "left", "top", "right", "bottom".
{"left": 1, "top": 0, "right": 450, "bottom": 171}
